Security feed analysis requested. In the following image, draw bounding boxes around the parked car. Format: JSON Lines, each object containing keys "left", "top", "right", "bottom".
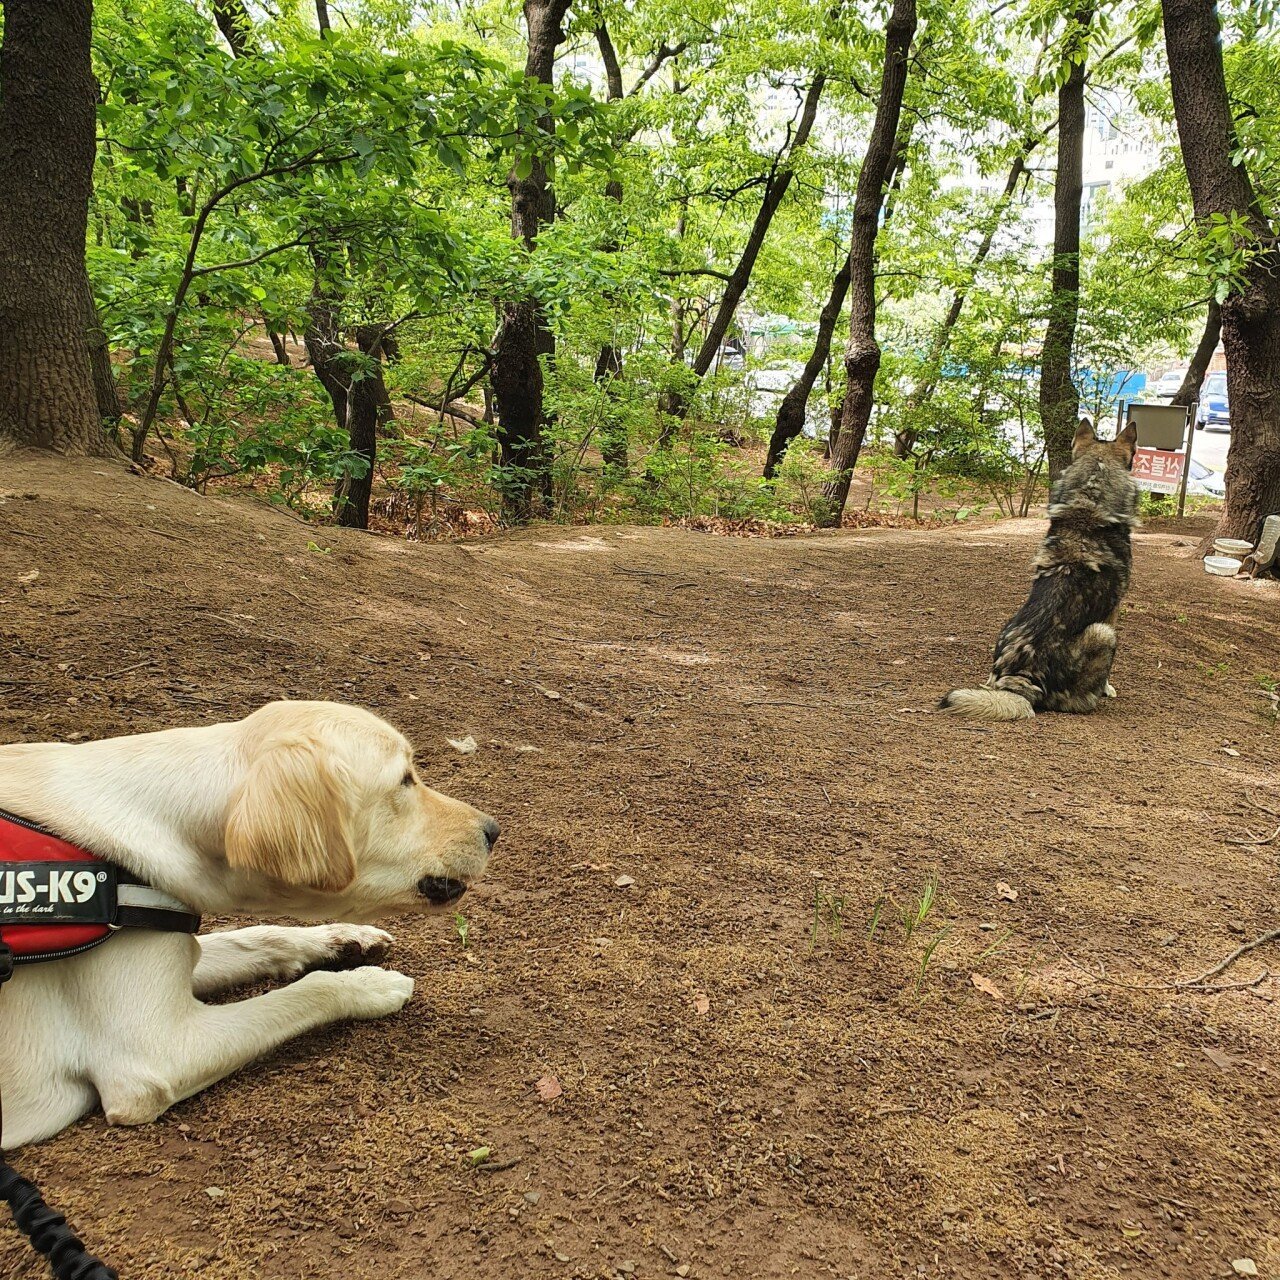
{"left": 1197, "top": 372, "right": 1230, "bottom": 431}
{"left": 1187, "top": 458, "right": 1226, "bottom": 499}
{"left": 1152, "top": 368, "right": 1188, "bottom": 401}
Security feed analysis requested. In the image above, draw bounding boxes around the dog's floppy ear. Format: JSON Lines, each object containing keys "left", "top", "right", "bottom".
{"left": 1115, "top": 419, "right": 1139, "bottom": 466}
{"left": 1071, "top": 418, "right": 1097, "bottom": 458}
{"left": 225, "top": 734, "right": 356, "bottom": 892}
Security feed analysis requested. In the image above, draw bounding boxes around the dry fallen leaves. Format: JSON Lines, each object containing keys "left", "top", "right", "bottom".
{"left": 613, "top": 874, "right": 636, "bottom": 889}
{"left": 971, "top": 973, "right": 1005, "bottom": 1001}
{"left": 1201, "top": 1046, "right": 1244, "bottom": 1071}
{"left": 997, "top": 881, "right": 1018, "bottom": 901}
{"left": 534, "top": 1074, "right": 562, "bottom": 1103}
{"left": 692, "top": 992, "right": 710, "bottom": 1016}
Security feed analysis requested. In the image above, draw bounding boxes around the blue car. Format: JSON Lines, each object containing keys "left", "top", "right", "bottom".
{"left": 1198, "top": 372, "right": 1230, "bottom": 431}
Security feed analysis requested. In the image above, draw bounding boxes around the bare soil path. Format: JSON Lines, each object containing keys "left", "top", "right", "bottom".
{"left": 2, "top": 453, "right": 1277, "bottom": 1280}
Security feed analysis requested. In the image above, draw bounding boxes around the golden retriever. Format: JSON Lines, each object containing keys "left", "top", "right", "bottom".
{"left": 0, "top": 701, "right": 498, "bottom": 1148}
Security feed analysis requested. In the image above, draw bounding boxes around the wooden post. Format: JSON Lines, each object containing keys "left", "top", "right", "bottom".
{"left": 1176, "top": 400, "right": 1195, "bottom": 518}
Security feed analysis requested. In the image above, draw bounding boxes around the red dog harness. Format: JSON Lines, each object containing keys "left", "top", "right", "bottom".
{"left": 0, "top": 808, "right": 200, "bottom": 968}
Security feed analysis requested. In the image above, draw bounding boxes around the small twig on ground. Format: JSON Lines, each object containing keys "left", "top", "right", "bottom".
{"left": 1245, "top": 792, "right": 1280, "bottom": 819}
{"left": 475, "top": 1158, "right": 521, "bottom": 1175}
{"left": 1226, "top": 823, "right": 1280, "bottom": 847}
{"left": 1048, "top": 927, "right": 1280, "bottom": 995}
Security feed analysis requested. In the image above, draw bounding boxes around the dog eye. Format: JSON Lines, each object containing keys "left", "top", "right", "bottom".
{"left": 401, "top": 770, "right": 415, "bottom": 787}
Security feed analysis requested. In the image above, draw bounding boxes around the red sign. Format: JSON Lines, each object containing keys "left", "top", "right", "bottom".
{"left": 1133, "top": 447, "right": 1185, "bottom": 494}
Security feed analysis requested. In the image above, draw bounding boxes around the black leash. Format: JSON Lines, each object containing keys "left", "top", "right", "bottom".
{"left": 0, "top": 940, "right": 119, "bottom": 1280}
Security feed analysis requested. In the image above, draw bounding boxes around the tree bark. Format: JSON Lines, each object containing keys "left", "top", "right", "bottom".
{"left": 81, "top": 268, "right": 121, "bottom": 422}
{"left": 816, "top": 0, "right": 917, "bottom": 527}
{"left": 764, "top": 248, "right": 852, "bottom": 479}
{"left": 592, "top": 23, "right": 628, "bottom": 473}
{"left": 212, "top": 0, "right": 257, "bottom": 57}
{"left": 1165, "top": 0, "right": 1280, "bottom": 545}
{"left": 1169, "top": 298, "right": 1221, "bottom": 408}
{"left": 0, "top": 0, "right": 104, "bottom": 455}
{"left": 1039, "top": 9, "right": 1092, "bottom": 479}
{"left": 491, "top": 0, "right": 571, "bottom": 520}
{"left": 333, "top": 326, "right": 394, "bottom": 530}
{"left": 766, "top": 117, "right": 913, "bottom": 479}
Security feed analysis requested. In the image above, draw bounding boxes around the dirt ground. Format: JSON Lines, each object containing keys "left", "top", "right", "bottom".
{"left": 2, "top": 452, "right": 1278, "bottom": 1280}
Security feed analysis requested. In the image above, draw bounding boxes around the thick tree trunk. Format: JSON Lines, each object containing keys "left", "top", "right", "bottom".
{"left": 1169, "top": 298, "right": 1221, "bottom": 410}
{"left": 1165, "top": 0, "right": 1280, "bottom": 545}
{"left": 817, "top": 0, "right": 917, "bottom": 527}
{"left": 0, "top": 0, "right": 103, "bottom": 455}
{"left": 491, "top": 0, "right": 571, "bottom": 520}
{"left": 1039, "top": 10, "right": 1092, "bottom": 479}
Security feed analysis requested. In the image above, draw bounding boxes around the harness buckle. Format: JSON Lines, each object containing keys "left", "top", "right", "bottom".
{"left": 0, "top": 941, "right": 13, "bottom": 985}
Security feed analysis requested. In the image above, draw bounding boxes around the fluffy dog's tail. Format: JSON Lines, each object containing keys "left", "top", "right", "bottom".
{"left": 938, "top": 686, "right": 1035, "bottom": 721}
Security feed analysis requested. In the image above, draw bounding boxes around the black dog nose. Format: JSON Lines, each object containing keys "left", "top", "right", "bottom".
{"left": 483, "top": 817, "right": 501, "bottom": 851}
{"left": 417, "top": 876, "right": 467, "bottom": 905}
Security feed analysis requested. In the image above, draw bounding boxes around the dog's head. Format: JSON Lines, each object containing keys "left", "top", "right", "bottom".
{"left": 224, "top": 701, "right": 497, "bottom": 914}
{"left": 1071, "top": 417, "right": 1138, "bottom": 470}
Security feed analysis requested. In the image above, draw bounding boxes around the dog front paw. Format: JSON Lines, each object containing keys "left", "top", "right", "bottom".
{"left": 1104, "top": 681, "right": 1117, "bottom": 698}
{"left": 317, "top": 924, "right": 394, "bottom": 971}
{"left": 325, "top": 966, "right": 415, "bottom": 1020}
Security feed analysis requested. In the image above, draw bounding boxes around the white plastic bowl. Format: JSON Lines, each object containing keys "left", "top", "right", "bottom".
{"left": 1204, "top": 555, "right": 1243, "bottom": 577}
{"left": 1214, "top": 538, "right": 1254, "bottom": 558}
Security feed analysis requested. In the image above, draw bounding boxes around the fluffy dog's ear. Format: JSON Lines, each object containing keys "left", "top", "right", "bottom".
{"left": 1071, "top": 418, "right": 1097, "bottom": 458}
{"left": 225, "top": 735, "right": 356, "bottom": 892}
{"left": 1115, "top": 420, "right": 1139, "bottom": 466}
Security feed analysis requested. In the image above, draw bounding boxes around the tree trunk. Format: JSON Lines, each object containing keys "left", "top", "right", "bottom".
{"left": 1165, "top": 0, "right": 1280, "bottom": 545}
{"left": 817, "top": 0, "right": 918, "bottom": 527}
{"left": 0, "top": 0, "right": 103, "bottom": 455}
{"left": 333, "top": 326, "right": 393, "bottom": 530}
{"left": 212, "top": 0, "right": 257, "bottom": 57}
{"left": 767, "top": 117, "right": 913, "bottom": 479}
{"left": 305, "top": 268, "right": 348, "bottom": 432}
{"left": 592, "top": 24, "right": 628, "bottom": 473}
{"left": 764, "top": 248, "right": 852, "bottom": 478}
{"left": 81, "top": 268, "right": 121, "bottom": 422}
{"left": 491, "top": 0, "right": 571, "bottom": 520}
{"left": 1170, "top": 298, "right": 1221, "bottom": 407}
{"left": 1039, "top": 9, "right": 1092, "bottom": 479}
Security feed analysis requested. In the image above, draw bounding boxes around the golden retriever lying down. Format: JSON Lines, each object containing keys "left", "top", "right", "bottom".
{"left": 0, "top": 701, "right": 498, "bottom": 1148}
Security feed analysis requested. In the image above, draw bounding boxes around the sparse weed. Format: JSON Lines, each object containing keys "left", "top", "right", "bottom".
{"left": 1196, "top": 659, "right": 1231, "bottom": 678}
{"left": 453, "top": 911, "right": 471, "bottom": 950}
{"left": 866, "top": 896, "right": 886, "bottom": 943}
{"left": 900, "top": 875, "right": 938, "bottom": 942}
{"left": 977, "top": 927, "right": 1014, "bottom": 962}
{"left": 809, "top": 885, "right": 847, "bottom": 953}
{"left": 915, "top": 926, "right": 952, "bottom": 996}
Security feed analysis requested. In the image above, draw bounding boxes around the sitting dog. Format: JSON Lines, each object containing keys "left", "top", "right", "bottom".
{"left": 941, "top": 418, "right": 1139, "bottom": 720}
{"left": 0, "top": 700, "right": 498, "bottom": 1148}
